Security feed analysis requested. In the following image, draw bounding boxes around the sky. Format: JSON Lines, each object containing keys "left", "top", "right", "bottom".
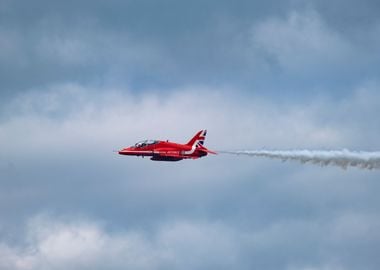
{"left": 0, "top": 0, "right": 380, "bottom": 269}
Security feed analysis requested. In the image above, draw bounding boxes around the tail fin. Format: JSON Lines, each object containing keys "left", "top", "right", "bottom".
{"left": 186, "top": 130, "right": 207, "bottom": 147}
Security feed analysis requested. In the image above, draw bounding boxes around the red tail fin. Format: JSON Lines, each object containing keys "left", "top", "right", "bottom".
{"left": 186, "top": 130, "right": 207, "bottom": 146}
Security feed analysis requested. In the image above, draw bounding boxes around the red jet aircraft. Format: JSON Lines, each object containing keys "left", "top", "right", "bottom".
{"left": 118, "top": 130, "right": 217, "bottom": 161}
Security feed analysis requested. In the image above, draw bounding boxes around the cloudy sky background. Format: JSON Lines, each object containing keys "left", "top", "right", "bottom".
{"left": 1, "top": 0, "right": 380, "bottom": 269}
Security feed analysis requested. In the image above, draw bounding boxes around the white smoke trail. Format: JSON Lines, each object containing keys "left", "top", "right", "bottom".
{"left": 221, "top": 149, "right": 380, "bottom": 170}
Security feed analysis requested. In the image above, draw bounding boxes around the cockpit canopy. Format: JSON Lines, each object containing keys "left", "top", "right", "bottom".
{"left": 134, "top": 140, "right": 158, "bottom": 148}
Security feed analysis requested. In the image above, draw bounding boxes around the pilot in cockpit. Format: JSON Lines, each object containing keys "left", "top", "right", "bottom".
{"left": 134, "top": 140, "right": 157, "bottom": 148}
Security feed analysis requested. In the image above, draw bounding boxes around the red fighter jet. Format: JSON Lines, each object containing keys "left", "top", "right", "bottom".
{"left": 118, "top": 130, "right": 217, "bottom": 161}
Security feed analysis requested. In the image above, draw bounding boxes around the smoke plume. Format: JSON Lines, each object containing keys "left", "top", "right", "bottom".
{"left": 221, "top": 149, "right": 380, "bottom": 170}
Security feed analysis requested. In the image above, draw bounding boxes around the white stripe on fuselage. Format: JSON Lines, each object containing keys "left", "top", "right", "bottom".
{"left": 184, "top": 139, "right": 203, "bottom": 155}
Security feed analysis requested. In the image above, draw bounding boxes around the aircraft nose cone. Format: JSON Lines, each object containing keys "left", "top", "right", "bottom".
{"left": 118, "top": 147, "right": 133, "bottom": 155}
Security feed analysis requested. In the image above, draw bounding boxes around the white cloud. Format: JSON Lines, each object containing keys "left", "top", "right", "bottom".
{"left": 1, "top": 81, "right": 379, "bottom": 189}
{"left": 1, "top": 210, "right": 379, "bottom": 270}
{"left": 0, "top": 83, "right": 359, "bottom": 159}
{"left": 0, "top": 215, "right": 238, "bottom": 270}
{"left": 1, "top": 2, "right": 380, "bottom": 269}
{"left": 0, "top": 81, "right": 378, "bottom": 267}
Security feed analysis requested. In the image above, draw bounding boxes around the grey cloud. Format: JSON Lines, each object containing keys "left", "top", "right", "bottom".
{"left": 1, "top": 0, "right": 379, "bottom": 99}
{"left": 1, "top": 85, "right": 380, "bottom": 269}
{"left": 0, "top": 215, "right": 244, "bottom": 270}
{"left": 252, "top": 10, "right": 353, "bottom": 72}
{"left": 1, "top": 1, "right": 380, "bottom": 269}
{"left": 1, "top": 206, "right": 380, "bottom": 270}
{"left": 2, "top": 83, "right": 368, "bottom": 156}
